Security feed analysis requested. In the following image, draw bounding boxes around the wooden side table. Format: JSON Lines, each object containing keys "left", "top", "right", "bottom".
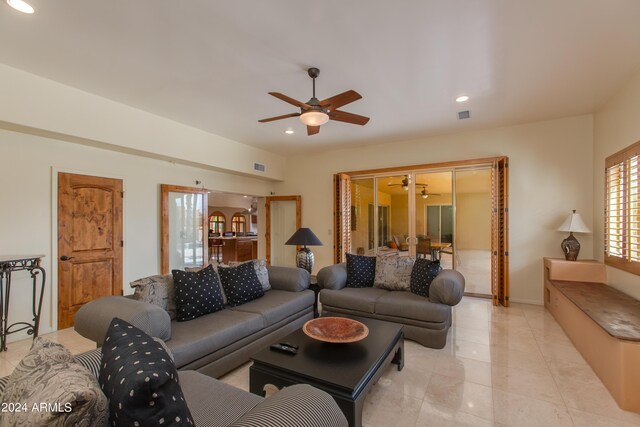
{"left": 0, "top": 255, "right": 46, "bottom": 351}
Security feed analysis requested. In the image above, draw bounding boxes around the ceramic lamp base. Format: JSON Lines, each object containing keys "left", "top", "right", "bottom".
{"left": 296, "top": 248, "right": 314, "bottom": 273}
{"left": 561, "top": 232, "right": 581, "bottom": 261}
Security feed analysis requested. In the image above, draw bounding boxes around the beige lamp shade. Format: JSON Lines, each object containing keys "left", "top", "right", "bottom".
{"left": 558, "top": 210, "right": 591, "bottom": 233}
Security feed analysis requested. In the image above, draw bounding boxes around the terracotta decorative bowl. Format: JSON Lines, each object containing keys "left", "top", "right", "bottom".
{"left": 302, "top": 317, "right": 369, "bottom": 343}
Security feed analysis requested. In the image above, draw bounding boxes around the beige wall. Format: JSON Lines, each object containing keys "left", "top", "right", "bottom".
{"left": 276, "top": 115, "right": 595, "bottom": 304}
{"left": 0, "top": 129, "right": 275, "bottom": 341}
{"left": 593, "top": 70, "right": 640, "bottom": 300}
{"left": 0, "top": 64, "right": 286, "bottom": 180}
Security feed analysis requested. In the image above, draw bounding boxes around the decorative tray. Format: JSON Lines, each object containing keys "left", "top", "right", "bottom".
{"left": 302, "top": 317, "right": 369, "bottom": 343}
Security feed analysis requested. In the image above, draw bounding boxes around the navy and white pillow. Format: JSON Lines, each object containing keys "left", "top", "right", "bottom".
{"left": 410, "top": 259, "right": 442, "bottom": 297}
{"left": 217, "top": 262, "right": 264, "bottom": 306}
{"left": 346, "top": 253, "right": 376, "bottom": 288}
{"left": 98, "top": 318, "right": 194, "bottom": 426}
{"left": 172, "top": 265, "right": 225, "bottom": 321}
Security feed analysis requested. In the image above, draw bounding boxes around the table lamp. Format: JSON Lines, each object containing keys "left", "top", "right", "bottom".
{"left": 285, "top": 228, "right": 323, "bottom": 273}
{"left": 557, "top": 210, "right": 591, "bottom": 261}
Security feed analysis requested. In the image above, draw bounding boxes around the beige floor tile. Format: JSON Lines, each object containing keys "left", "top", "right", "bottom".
{"left": 424, "top": 373, "right": 494, "bottom": 421}
{"left": 0, "top": 361, "right": 16, "bottom": 377}
{"left": 492, "top": 389, "right": 574, "bottom": 426}
{"left": 569, "top": 408, "right": 640, "bottom": 427}
{"left": 490, "top": 346, "right": 550, "bottom": 375}
{"left": 219, "top": 362, "right": 251, "bottom": 392}
{"left": 490, "top": 333, "right": 540, "bottom": 353}
{"left": 491, "top": 363, "right": 563, "bottom": 403}
{"left": 531, "top": 326, "right": 573, "bottom": 346}
{"left": 453, "top": 316, "right": 491, "bottom": 332}
{"left": 538, "top": 341, "right": 588, "bottom": 365}
{"left": 415, "top": 400, "right": 493, "bottom": 427}
{"left": 433, "top": 355, "right": 493, "bottom": 387}
{"left": 449, "top": 326, "right": 491, "bottom": 346}
{"left": 376, "top": 363, "right": 432, "bottom": 400}
{"left": 439, "top": 338, "right": 493, "bottom": 363}
{"left": 362, "top": 387, "right": 423, "bottom": 427}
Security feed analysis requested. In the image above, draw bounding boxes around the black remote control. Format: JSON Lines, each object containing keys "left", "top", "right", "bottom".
{"left": 270, "top": 343, "right": 297, "bottom": 355}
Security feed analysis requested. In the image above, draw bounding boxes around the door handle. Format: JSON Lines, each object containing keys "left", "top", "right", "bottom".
{"left": 59, "top": 256, "right": 74, "bottom": 261}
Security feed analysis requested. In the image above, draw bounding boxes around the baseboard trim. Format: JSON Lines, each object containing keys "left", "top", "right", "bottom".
{"left": 509, "top": 298, "right": 543, "bottom": 306}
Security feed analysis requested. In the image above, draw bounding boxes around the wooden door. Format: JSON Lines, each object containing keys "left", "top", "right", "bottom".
{"left": 58, "top": 172, "right": 123, "bottom": 329}
{"left": 491, "top": 158, "right": 510, "bottom": 306}
{"left": 265, "top": 196, "right": 301, "bottom": 265}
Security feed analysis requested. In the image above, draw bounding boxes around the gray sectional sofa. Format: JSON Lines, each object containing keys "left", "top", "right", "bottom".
{"left": 317, "top": 263, "right": 465, "bottom": 349}
{"left": 0, "top": 347, "right": 347, "bottom": 427}
{"left": 75, "top": 265, "right": 315, "bottom": 378}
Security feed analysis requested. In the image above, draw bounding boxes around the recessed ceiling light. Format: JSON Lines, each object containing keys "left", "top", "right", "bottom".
{"left": 456, "top": 95, "right": 469, "bottom": 103}
{"left": 284, "top": 129, "right": 295, "bottom": 135}
{"left": 5, "top": 0, "right": 35, "bottom": 14}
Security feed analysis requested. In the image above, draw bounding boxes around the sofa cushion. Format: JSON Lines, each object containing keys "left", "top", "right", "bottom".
{"left": 410, "top": 259, "right": 442, "bottom": 297}
{"left": 320, "top": 288, "right": 388, "bottom": 314}
{"left": 99, "top": 318, "right": 193, "bottom": 426}
{"left": 346, "top": 253, "right": 376, "bottom": 288}
{"left": 130, "top": 274, "right": 177, "bottom": 320}
{"left": 218, "top": 262, "right": 265, "bottom": 307}
{"left": 167, "top": 310, "right": 263, "bottom": 367}
{"left": 185, "top": 264, "right": 227, "bottom": 304}
{"left": 374, "top": 253, "right": 414, "bottom": 291}
{"left": 178, "top": 370, "right": 261, "bottom": 427}
{"left": 228, "top": 259, "right": 271, "bottom": 292}
{"left": 375, "top": 291, "right": 451, "bottom": 323}
{"left": 173, "top": 265, "right": 226, "bottom": 321}
{"left": 229, "top": 289, "right": 314, "bottom": 326}
{"left": 0, "top": 338, "right": 108, "bottom": 427}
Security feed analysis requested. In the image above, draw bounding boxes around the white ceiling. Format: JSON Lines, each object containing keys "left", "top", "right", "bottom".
{"left": 2, "top": 1, "right": 640, "bottom": 155}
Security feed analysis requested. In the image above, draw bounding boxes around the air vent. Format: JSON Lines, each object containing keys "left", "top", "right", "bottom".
{"left": 458, "top": 110, "right": 471, "bottom": 120}
{"left": 253, "top": 162, "right": 266, "bottom": 173}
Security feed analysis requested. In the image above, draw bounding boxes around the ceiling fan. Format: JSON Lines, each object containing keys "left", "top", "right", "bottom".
{"left": 258, "top": 67, "right": 370, "bottom": 136}
{"left": 387, "top": 176, "right": 441, "bottom": 198}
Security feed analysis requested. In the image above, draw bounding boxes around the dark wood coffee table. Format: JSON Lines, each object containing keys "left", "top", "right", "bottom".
{"left": 250, "top": 317, "right": 404, "bottom": 427}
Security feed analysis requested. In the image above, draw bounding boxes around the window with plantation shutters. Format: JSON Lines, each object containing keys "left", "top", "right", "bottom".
{"left": 605, "top": 140, "right": 640, "bottom": 275}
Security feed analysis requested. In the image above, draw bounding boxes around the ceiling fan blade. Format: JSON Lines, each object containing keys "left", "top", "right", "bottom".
{"left": 319, "top": 90, "right": 362, "bottom": 110}
{"left": 329, "top": 110, "right": 370, "bottom": 126}
{"left": 269, "top": 92, "right": 310, "bottom": 109}
{"left": 258, "top": 113, "right": 301, "bottom": 123}
{"left": 307, "top": 125, "right": 320, "bottom": 136}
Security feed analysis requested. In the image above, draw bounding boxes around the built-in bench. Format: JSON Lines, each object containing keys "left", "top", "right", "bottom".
{"left": 543, "top": 258, "right": 640, "bottom": 412}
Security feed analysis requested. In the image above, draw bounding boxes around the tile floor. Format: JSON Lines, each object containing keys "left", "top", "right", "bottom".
{"left": 1, "top": 297, "right": 639, "bottom": 427}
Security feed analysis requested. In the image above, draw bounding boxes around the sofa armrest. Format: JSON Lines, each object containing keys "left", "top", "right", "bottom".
{"left": 74, "top": 296, "right": 171, "bottom": 346}
{"left": 230, "top": 384, "right": 347, "bottom": 427}
{"left": 317, "top": 263, "right": 347, "bottom": 290}
{"left": 429, "top": 270, "right": 465, "bottom": 306}
{"left": 267, "top": 265, "right": 310, "bottom": 292}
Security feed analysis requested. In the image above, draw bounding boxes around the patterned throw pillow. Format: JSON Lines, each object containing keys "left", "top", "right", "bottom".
{"left": 185, "top": 264, "right": 227, "bottom": 305}
{"left": 217, "top": 262, "right": 265, "bottom": 306}
{"left": 0, "top": 338, "right": 108, "bottom": 427}
{"left": 410, "top": 259, "right": 442, "bottom": 297}
{"left": 130, "top": 274, "right": 177, "bottom": 320}
{"left": 228, "top": 259, "right": 271, "bottom": 291}
{"left": 374, "top": 254, "right": 415, "bottom": 290}
{"left": 172, "top": 265, "right": 225, "bottom": 321}
{"left": 98, "top": 319, "right": 194, "bottom": 426}
{"left": 346, "top": 253, "right": 376, "bottom": 288}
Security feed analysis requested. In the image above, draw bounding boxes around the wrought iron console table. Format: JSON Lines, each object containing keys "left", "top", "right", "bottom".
{"left": 0, "top": 255, "right": 46, "bottom": 351}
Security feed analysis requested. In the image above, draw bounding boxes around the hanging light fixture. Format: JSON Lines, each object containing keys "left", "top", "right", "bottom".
{"left": 421, "top": 186, "right": 429, "bottom": 199}
{"left": 299, "top": 110, "right": 329, "bottom": 126}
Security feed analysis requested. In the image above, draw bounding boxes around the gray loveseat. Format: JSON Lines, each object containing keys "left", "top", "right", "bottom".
{"left": 317, "top": 263, "right": 465, "bottom": 349}
{"left": 75, "top": 266, "right": 314, "bottom": 378}
{"left": 0, "top": 347, "right": 347, "bottom": 427}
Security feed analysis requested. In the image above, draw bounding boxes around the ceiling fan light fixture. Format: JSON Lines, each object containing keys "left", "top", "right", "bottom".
{"left": 402, "top": 184, "right": 409, "bottom": 191}
{"left": 299, "top": 111, "right": 329, "bottom": 127}
{"left": 6, "top": 0, "right": 34, "bottom": 13}
{"left": 421, "top": 192, "right": 429, "bottom": 199}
